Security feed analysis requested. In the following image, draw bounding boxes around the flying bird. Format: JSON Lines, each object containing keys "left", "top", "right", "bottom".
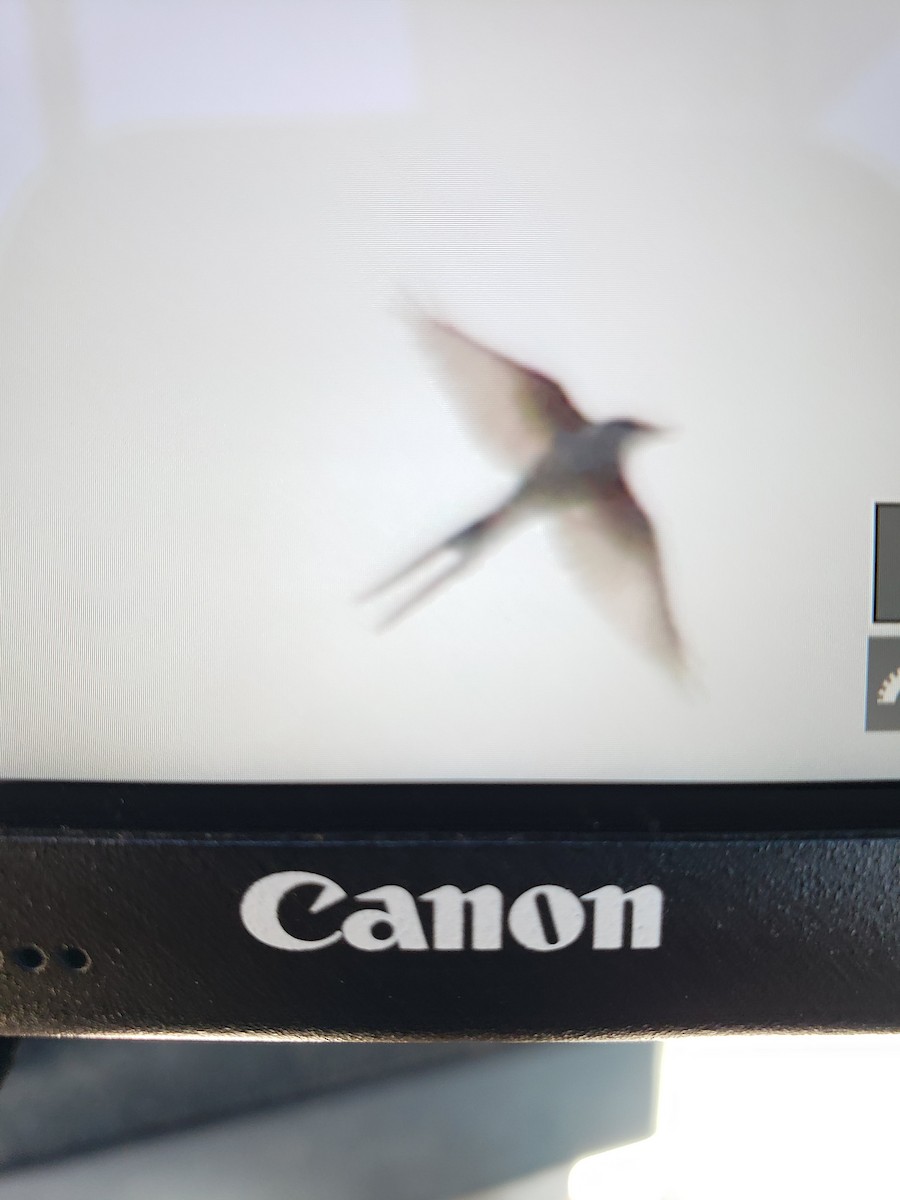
{"left": 364, "top": 311, "right": 684, "bottom": 670}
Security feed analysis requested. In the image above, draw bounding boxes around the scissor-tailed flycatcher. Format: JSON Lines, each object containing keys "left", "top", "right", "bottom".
{"left": 365, "top": 312, "right": 684, "bottom": 670}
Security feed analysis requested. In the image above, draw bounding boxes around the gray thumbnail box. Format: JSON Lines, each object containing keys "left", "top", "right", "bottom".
{"left": 866, "top": 637, "right": 900, "bottom": 731}
{"left": 874, "top": 504, "right": 900, "bottom": 622}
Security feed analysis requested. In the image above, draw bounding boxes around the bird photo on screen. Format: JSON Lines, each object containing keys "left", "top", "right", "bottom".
{"left": 364, "top": 308, "right": 685, "bottom": 673}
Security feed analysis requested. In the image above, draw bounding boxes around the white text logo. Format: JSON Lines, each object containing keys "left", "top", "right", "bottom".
{"left": 240, "top": 872, "right": 664, "bottom": 953}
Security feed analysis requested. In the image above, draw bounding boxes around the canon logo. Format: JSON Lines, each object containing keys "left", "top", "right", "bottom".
{"left": 240, "top": 872, "right": 664, "bottom": 953}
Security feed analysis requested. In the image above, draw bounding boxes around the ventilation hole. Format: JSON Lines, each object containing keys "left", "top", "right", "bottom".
{"left": 57, "top": 946, "right": 91, "bottom": 973}
{"left": 13, "top": 946, "right": 47, "bottom": 972}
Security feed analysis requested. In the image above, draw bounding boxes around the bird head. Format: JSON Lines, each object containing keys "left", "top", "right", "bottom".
{"left": 604, "top": 418, "right": 670, "bottom": 446}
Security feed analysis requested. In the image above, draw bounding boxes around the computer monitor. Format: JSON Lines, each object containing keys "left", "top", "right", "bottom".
{"left": 1, "top": 0, "right": 898, "bottom": 1038}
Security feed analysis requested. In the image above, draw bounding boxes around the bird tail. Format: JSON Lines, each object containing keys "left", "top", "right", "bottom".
{"left": 360, "top": 502, "right": 514, "bottom": 629}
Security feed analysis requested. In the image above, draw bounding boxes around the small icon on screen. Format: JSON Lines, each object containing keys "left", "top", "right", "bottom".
{"left": 876, "top": 669, "right": 900, "bottom": 706}
{"left": 874, "top": 503, "right": 900, "bottom": 623}
{"left": 866, "top": 639, "right": 900, "bottom": 730}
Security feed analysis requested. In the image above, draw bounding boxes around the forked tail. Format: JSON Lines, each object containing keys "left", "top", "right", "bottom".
{"left": 361, "top": 504, "right": 513, "bottom": 629}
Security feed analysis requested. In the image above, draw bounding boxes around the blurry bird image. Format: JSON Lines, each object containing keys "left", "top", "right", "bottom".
{"left": 364, "top": 308, "right": 685, "bottom": 672}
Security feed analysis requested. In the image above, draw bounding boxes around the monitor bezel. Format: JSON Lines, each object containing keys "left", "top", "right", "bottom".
{"left": 0, "top": 778, "right": 897, "bottom": 836}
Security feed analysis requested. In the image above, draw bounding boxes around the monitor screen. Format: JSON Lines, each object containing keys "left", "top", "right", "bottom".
{"left": 2, "top": 0, "right": 898, "bottom": 785}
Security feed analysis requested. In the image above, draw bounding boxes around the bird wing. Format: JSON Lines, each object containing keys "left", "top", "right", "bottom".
{"left": 554, "top": 477, "right": 684, "bottom": 671}
{"left": 409, "top": 312, "right": 587, "bottom": 469}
